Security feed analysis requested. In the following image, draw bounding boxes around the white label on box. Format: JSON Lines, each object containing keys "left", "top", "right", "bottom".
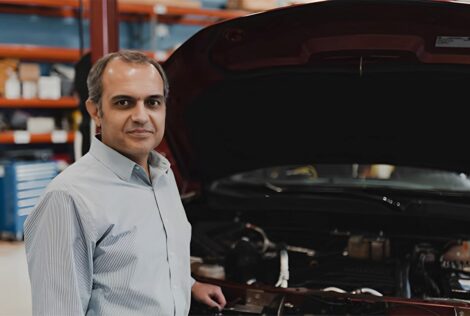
{"left": 51, "top": 130, "right": 68, "bottom": 143}
{"left": 0, "top": 166, "right": 4, "bottom": 177}
{"left": 435, "top": 36, "right": 470, "bottom": 48}
{"left": 13, "top": 131, "right": 31, "bottom": 144}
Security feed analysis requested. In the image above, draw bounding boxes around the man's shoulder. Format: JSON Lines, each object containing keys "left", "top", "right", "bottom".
{"left": 29, "top": 154, "right": 102, "bottom": 223}
{"left": 46, "top": 153, "right": 101, "bottom": 192}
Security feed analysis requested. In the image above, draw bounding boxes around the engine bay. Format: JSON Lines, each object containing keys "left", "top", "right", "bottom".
{"left": 188, "top": 212, "right": 470, "bottom": 314}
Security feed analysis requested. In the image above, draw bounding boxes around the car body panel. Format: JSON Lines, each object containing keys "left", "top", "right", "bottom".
{"left": 163, "top": 0, "right": 470, "bottom": 184}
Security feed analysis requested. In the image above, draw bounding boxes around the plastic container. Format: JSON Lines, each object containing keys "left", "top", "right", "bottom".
{"left": 4, "top": 70, "right": 21, "bottom": 99}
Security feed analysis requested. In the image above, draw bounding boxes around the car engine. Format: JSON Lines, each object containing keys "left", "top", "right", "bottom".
{"left": 189, "top": 218, "right": 470, "bottom": 311}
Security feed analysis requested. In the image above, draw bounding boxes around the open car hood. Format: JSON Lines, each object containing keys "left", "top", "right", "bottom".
{"left": 163, "top": 0, "right": 470, "bottom": 184}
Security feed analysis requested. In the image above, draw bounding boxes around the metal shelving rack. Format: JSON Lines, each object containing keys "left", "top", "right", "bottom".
{"left": 0, "top": 0, "right": 248, "bottom": 195}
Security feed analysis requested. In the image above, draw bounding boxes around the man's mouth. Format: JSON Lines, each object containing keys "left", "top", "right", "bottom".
{"left": 126, "top": 129, "right": 154, "bottom": 136}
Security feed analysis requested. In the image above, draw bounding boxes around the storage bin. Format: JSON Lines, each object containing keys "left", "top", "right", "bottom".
{"left": 0, "top": 160, "right": 58, "bottom": 240}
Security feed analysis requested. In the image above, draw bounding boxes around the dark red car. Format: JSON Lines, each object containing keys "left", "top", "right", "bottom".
{"left": 161, "top": 0, "right": 470, "bottom": 314}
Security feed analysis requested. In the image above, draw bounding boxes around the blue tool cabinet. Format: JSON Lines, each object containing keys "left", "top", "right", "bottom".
{"left": 0, "top": 161, "right": 58, "bottom": 240}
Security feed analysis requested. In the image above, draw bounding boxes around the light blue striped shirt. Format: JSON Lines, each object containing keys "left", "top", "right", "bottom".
{"left": 24, "top": 137, "right": 194, "bottom": 316}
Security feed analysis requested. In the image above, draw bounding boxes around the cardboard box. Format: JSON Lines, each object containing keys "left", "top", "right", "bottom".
{"left": 18, "top": 63, "right": 40, "bottom": 82}
{"left": 118, "top": 0, "right": 201, "bottom": 8}
{"left": 226, "top": 0, "right": 279, "bottom": 11}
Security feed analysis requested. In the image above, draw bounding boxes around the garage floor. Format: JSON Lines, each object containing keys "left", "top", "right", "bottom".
{"left": 0, "top": 241, "right": 32, "bottom": 316}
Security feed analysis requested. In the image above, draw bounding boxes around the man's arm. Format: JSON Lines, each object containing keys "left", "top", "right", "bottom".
{"left": 24, "top": 190, "right": 94, "bottom": 316}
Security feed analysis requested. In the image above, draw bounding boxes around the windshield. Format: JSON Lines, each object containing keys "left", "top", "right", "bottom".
{"left": 228, "top": 164, "right": 470, "bottom": 192}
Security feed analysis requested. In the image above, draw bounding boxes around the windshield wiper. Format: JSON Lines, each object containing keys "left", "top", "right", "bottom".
{"left": 264, "top": 182, "right": 407, "bottom": 212}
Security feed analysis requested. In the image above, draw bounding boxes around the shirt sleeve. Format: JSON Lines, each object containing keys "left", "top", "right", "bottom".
{"left": 24, "top": 190, "right": 94, "bottom": 316}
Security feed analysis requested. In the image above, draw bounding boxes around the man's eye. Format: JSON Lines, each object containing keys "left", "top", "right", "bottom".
{"left": 116, "top": 100, "right": 130, "bottom": 106}
{"left": 147, "top": 99, "right": 162, "bottom": 107}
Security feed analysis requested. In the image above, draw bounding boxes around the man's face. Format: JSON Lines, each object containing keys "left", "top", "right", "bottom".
{"left": 89, "top": 58, "right": 166, "bottom": 165}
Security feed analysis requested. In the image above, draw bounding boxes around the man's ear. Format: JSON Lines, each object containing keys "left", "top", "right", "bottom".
{"left": 86, "top": 99, "right": 101, "bottom": 128}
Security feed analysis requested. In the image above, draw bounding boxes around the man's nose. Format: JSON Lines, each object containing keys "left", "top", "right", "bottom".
{"left": 131, "top": 101, "right": 149, "bottom": 124}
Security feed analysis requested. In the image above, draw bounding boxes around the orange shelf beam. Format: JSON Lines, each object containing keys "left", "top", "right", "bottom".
{"left": 118, "top": 3, "right": 153, "bottom": 15}
{"left": 0, "top": 131, "right": 75, "bottom": 144}
{"left": 0, "top": 0, "right": 80, "bottom": 19}
{"left": 0, "top": 0, "right": 78, "bottom": 6}
{"left": 0, "top": 44, "right": 82, "bottom": 62}
{"left": 0, "top": 44, "right": 165, "bottom": 63}
{"left": 0, "top": 0, "right": 249, "bottom": 22}
{"left": 0, "top": 97, "right": 78, "bottom": 109}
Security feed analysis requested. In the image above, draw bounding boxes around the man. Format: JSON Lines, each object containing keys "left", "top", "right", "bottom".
{"left": 24, "top": 50, "right": 226, "bottom": 315}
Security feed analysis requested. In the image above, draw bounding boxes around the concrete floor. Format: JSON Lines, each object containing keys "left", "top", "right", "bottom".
{"left": 0, "top": 242, "right": 32, "bottom": 316}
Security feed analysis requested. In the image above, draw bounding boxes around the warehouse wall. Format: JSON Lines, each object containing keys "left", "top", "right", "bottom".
{"left": 0, "top": 12, "right": 202, "bottom": 53}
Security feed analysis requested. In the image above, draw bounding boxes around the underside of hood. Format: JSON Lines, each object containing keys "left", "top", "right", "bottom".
{"left": 163, "top": 0, "right": 470, "bottom": 183}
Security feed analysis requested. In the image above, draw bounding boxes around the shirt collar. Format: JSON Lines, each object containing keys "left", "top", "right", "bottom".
{"left": 89, "top": 136, "right": 171, "bottom": 182}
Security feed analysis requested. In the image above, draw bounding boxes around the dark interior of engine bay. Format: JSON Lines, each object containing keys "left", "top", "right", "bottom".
{"left": 187, "top": 203, "right": 470, "bottom": 315}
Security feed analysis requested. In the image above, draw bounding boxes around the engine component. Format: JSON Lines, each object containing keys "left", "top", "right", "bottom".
{"left": 322, "top": 286, "right": 347, "bottom": 293}
{"left": 409, "top": 243, "right": 441, "bottom": 297}
{"left": 223, "top": 290, "right": 287, "bottom": 315}
{"left": 442, "top": 241, "right": 470, "bottom": 271}
{"left": 347, "top": 235, "right": 390, "bottom": 261}
{"left": 350, "top": 287, "right": 383, "bottom": 296}
{"left": 244, "top": 223, "right": 316, "bottom": 256}
{"left": 275, "top": 247, "right": 289, "bottom": 288}
{"left": 445, "top": 274, "right": 470, "bottom": 300}
{"left": 244, "top": 223, "right": 276, "bottom": 253}
{"left": 195, "top": 263, "right": 226, "bottom": 280}
{"left": 225, "top": 237, "right": 262, "bottom": 283}
{"left": 322, "top": 286, "right": 383, "bottom": 296}
{"left": 440, "top": 241, "right": 470, "bottom": 300}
